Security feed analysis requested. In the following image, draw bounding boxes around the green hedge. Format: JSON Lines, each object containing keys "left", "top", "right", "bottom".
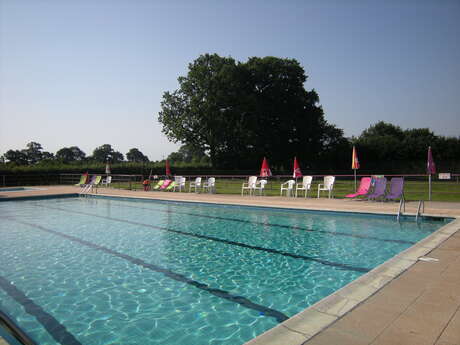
{"left": 1, "top": 159, "right": 459, "bottom": 176}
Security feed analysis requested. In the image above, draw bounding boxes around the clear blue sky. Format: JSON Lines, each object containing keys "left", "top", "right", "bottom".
{"left": 1, "top": 0, "right": 459, "bottom": 161}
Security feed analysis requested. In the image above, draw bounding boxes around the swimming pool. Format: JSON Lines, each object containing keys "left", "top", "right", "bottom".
{"left": 0, "top": 196, "right": 452, "bottom": 345}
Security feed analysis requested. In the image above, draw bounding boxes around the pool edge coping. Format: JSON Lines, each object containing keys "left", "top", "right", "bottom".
{"left": 243, "top": 220, "right": 460, "bottom": 345}
{"left": 93, "top": 192, "right": 455, "bottom": 220}
{"left": 0, "top": 193, "right": 78, "bottom": 202}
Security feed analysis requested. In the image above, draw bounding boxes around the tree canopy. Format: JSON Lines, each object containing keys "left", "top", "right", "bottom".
{"left": 126, "top": 148, "right": 149, "bottom": 162}
{"left": 56, "top": 146, "right": 86, "bottom": 163}
{"left": 3, "top": 149, "right": 28, "bottom": 165}
{"left": 2, "top": 142, "right": 54, "bottom": 165}
{"left": 167, "top": 144, "right": 209, "bottom": 164}
{"left": 92, "top": 144, "right": 124, "bottom": 163}
{"left": 158, "top": 53, "right": 345, "bottom": 169}
{"left": 353, "top": 121, "right": 460, "bottom": 172}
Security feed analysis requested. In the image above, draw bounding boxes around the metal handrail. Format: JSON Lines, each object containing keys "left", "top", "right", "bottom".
{"left": 397, "top": 197, "right": 406, "bottom": 221}
{"left": 79, "top": 184, "right": 93, "bottom": 196}
{"left": 416, "top": 200, "right": 425, "bottom": 222}
{"left": 0, "top": 310, "right": 37, "bottom": 345}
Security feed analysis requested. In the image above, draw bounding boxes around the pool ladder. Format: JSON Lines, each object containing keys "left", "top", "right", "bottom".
{"left": 415, "top": 200, "right": 425, "bottom": 222}
{"left": 0, "top": 310, "right": 36, "bottom": 345}
{"left": 397, "top": 198, "right": 425, "bottom": 222}
{"left": 79, "top": 184, "right": 93, "bottom": 196}
{"left": 397, "top": 198, "right": 406, "bottom": 221}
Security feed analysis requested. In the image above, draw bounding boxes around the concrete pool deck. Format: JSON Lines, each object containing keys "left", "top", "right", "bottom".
{"left": 2, "top": 185, "right": 460, "bottom": 345}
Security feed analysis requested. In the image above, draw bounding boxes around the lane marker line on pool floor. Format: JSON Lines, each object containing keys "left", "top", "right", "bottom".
{"left": 36, "top": 204, "right": 371, "bottom": 273}
{"left": 0, "top": 275, "right": 83, "bottom": 345}
{"left": 2, "top": 216, "right": 289, "bottom": 323}
{"left": 94, "top": 197, "right": 416, "bottom": 245}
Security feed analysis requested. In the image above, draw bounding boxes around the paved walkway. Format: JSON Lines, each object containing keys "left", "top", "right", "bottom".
{"left": 2, "top": 186, "right": 460, "bottom": 345}
{"left": 303, "top": 233, "right": 460, "bottom": 345}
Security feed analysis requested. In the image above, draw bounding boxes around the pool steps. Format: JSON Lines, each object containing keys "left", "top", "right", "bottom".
{"left": 397, "top": 199, "right": 425, "bottom": 222}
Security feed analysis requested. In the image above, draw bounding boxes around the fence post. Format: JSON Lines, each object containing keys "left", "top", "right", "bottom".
{"left": 2, "top": 175, "right": 5, "bottom": 187}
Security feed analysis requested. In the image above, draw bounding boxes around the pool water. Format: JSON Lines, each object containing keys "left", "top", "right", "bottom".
{"left": 0, "top": 196, "right": 451, "bottom": 345}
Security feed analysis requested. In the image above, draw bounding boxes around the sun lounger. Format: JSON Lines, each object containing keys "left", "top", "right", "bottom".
{"left": 345, "top": 177, "right": 372, "bottom": 199}
{"left": 80, "top": 175, "right": 101, "bottom": 194}
{"left": 83, "top": 175, "right": 97, "bottom": 186}
{"left": 91, "top": 176, "right": 102, "bottom": 192}
{"left": 367, "top": 177, "right": 387, "bottom": 201}
{"left": 385, "top": 177, "right": 404, "bottom": 201}
{"left": 152, "top": 180, "right": 164, "bottom": 190}
{"left": 159, "top": 180, "right": 172, "bottom": 190}
{"left": 75, "top": 174, "right": 88, "bottom": 186}
{"left": 165, "top": 181, "right": 176, "bottom": 191}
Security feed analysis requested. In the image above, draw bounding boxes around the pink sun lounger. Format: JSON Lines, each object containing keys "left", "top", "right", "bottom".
{"left": 345, "top": 177, "right": 372, "bottom": 198}
{"left": 159, "top": 179, "right": 172, "bottom": 190}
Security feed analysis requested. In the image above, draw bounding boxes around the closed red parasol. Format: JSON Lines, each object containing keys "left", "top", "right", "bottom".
{"left": 165, "top": 159, "right": 171, "bottom": 177}
{"left": 260, "top": 157, "right": 272, "bottom": 177}
{"left": 427, "top": 146, "right": 436, "bottom": 175}
{"left": 293, "top": 157, "right": 302, "bottom": 178}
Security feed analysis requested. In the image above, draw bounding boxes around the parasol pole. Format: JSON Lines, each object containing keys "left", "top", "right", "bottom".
{"left": 427, "top": 146, "right": 435, "bottom": 201}
{"left": 354, "top": 169, "right": 357, "bottom": 192}
{"left": 351, "top": 146, "right": 359, "bottom": 193}
{"left": 429, "top": 174, "right": 432, "bottom": 201}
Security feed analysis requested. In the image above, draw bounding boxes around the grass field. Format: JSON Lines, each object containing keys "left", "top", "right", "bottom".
{"left": 111, "top": 178, "right": 460, "bottom": 202}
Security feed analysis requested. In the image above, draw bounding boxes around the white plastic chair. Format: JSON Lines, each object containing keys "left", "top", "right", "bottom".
{"left": 241, "top": 176, "right": 258, "bottom": 196}
{"left": 101, "top": 176, "right": 112, "bottom": 187}
{"left": 173, "top": 177, "right": 186, "bottom": 192}
{"left": 189, "top": 177, "right": 202, "bottom": 193}
{"left": 253, "top": 179, "right": 267, "bottom": 196}
{"left": 317, "top": 176, "right": 335, "bottom": 198}
{"left": 202, "top": 177, "right": 216, "bottom": 193}
{"left": 280, "top": 180, "right": 296, "bottom": 197}
{"left": 295, "top": 176, "right": 312, "bottom": 198}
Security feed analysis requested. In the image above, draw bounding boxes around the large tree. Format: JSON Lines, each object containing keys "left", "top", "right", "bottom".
{"left": 92, "top": 144, "right": 124, "bottom": 163}
{"left": 158, "top": 54, "right": 343, "bottom": 170}
{"left": 56, "top": 146, "right": 86, "bottom": 163}
{"left": 23, "top": 142, "right": 44, "bottom": 164}
{"left": 3, "top": 142, "right": 53, "bottom": 165}
{"left": 167, "top": 144, "right": 208, "bottom": 163}
{"left": 353, "top": 121, "right": 460, "bottom": 172}
{"left": 3, "top": 150, "right": 28, "bottom": 165}
{"left": 126, "top": 148, "right": 149, "bottom": 162}
{"left": 22, "top": 142, "right": 53, "bottom": 164}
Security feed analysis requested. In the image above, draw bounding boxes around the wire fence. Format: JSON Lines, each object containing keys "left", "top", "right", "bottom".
{"left": 59, "top": 174, "right": 143, "bottom": 190}
{"left": 1, "top": 173, "right": 459, "bottom": 201}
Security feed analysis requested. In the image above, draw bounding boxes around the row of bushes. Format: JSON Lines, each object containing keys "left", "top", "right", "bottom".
{"left": 1, "top": 160, "right": 459, "bottom": 177}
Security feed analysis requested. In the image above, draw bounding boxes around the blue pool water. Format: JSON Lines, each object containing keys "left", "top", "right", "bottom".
{"left": 0, "top": 196, "right": 451, "bottom": 345}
